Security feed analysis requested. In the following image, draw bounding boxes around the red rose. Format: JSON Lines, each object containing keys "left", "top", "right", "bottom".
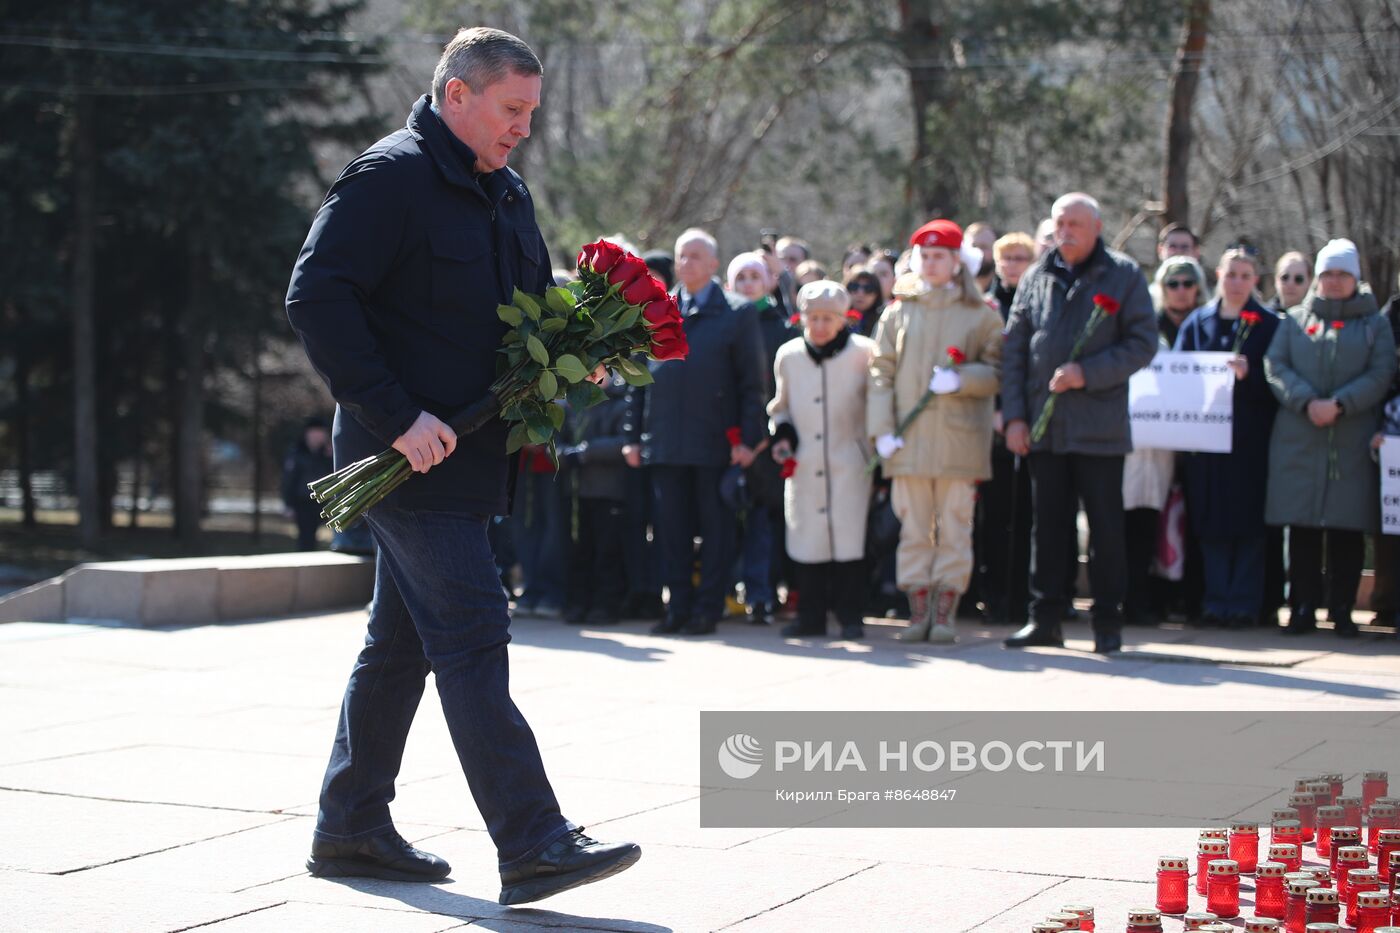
{"left": 643, "top": 298, "right": 680, "bottom": 327}
{"left": 725, "top": 426, "right": 743, "bottom": 447}
{"left": 1092, "top": 294, "right": 1121, "bottom": 315}
{"left": 576, "top": 243, "right": 596, "bottom": 270}
{"left": 587, "top": 239, "right": 625, "bottom": 274}
{"left": 620, "top": 274, "right": 668, "bottom": 307}
{"left": 651, "top": 328, "right": 688, "bottom": 361}
{"left": 1240, "top": 311, "right": 1262, "bottom": 326}
{"left": 780, "top": 458, "right": 798, "bottom": 480}
{"left": 1331, "top": 320, "right": 1345, "bottom": 330}
{"left": 607, "top": 254, "right": 649, "bottom": 287}
{"left": 945, "top": 346, "right": 967, "bottom": 365}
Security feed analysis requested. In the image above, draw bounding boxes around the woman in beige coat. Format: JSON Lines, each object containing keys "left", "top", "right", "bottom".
{"left": 770, "top": 280, "right": 877, "bottom": 640}
{"left": 868, "top": 219, "right": 1003, "bottom": 643}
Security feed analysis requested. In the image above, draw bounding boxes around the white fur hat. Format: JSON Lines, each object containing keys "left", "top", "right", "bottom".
{"left": 797, "top": 280, "right": 850, "bottom": 316}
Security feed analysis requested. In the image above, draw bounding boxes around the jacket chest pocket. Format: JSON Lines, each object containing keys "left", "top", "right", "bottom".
{"left": 428, "top": 226, "right": 495, "bottom": 315}
{"left": 514, "top": 227, "right": 542, "bottom": 290}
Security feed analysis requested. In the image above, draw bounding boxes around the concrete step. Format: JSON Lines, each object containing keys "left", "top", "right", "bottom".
{"left": 0, "top": 552, "right": 373, "bottom": 626}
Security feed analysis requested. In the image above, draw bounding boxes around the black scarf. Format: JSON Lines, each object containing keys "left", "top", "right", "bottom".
{"left": 804, "top": 325, "right": 851, "bottom": 363}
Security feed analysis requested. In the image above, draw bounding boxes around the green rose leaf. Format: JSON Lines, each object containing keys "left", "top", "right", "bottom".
{"left": 497, "top": 304, "right": 524, "bottom": 326}
{"left": 537, "top": 369, "right": 558, "bottom": 400}
{"left": 514, "top": 288, "right": 543, "bottom": 321}
{"left": 526, "top": 334, "right": 549, "bottom": 365}
{"left": 526, "top": 423, "right": 552, "bottom": 444}
{"left": 547, "top": 403, "right": 565, "bottom": 430}
{"left": 618, "top": 362, "right": 654, "bottom": 387}
{"left": 567, "top": 380, "right": 608, "bottom": 411}
{"left": 545, "top": 287, "right": 576, "bottom": 315}
{"left": 505, "top": 422, "right": 531, "bottom": 454}
{"left": 539, "top": 316, "right": 568, "bottom": 333}
{"left": 555, "top": 354, "right": 589, "bottom": 384}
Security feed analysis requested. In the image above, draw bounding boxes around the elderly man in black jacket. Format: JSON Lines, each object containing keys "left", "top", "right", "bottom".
{"left": 634, "top": 228, "right": 768, "bottom": 636}
{"left": 1001, "top": 193, "right": 1158, "bottom": 655}
{"left": 285, "top": 27, "right": 638, "bottom": 907}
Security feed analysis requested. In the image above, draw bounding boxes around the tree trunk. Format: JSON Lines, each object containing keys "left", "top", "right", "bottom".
{"left": 250, "top": 328, "right": 263, "bottom": 545}
{"left": 71, "top": 95, "right": 101, "bottom": 549}
{"left": 11, "top": 310, "right": 37, "bottom": 529}
{"left": 1161, "top": 0, "right": 1211, "bottom": 229}
{"left": 898, "top": 0, "right": 958, "bottom": 221}
{"left": 175, "top": 242, "right": 207, "bottom": 542}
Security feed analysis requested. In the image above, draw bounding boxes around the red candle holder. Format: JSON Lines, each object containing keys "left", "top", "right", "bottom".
{"left": 1330, "top": 827, "right": 1361, "bottom": 879}
{"left": 1306, "top": 886, "right": 1340, "bottom": 925}
{"left": 1199, "top": 827, "right": 1229, "bottom": 842}
{"left": 1198, "top": 838, "right": 1228, "bottom": 896}
{"left": 1232, "top": 820, "right": 1261, "bottom": 873}
{"left": 1309, "top": 780, "right": 1336, "bottom": 809}
{"left": 1060, "top": 905, "right": 1094, "bottom": 931}
{"left": 1032, "top": 923, "right": 1067, "bottom": 933}
{"left": 1337, "top": 846, "right": 1371, "bottom": 899}
{"left": 1207, "top": 859, "right": 1241, "bottom": 919}
{"left": 1377, "top": 830, "right": 1400, "bottom": 883}
{"left": 1125, "top": 907, "right": 1162, "bottom": 932}
{"left": 1362, "top": 770, "right": 1388, "bottom": 810}
{"left": 1182, "top": 913, "right": 1219, "bottom": 931}
{"left": 1371, "top": 804, "right": 1399, "bottom": 855}
{"left": 1338, "top": 795, "right": 1363, "bottom": 829}
{"left": 1355, "top": 889, "right": 1390, "bottom": 933}
{"left": 1274, "top": 819, "right": 1304, "bottom": 855}
{"left": 1045, "top": 912, "right": 1080, "bottom": 930}
{"left": 1157, "top": 857, "right": 1189, "bottom": 914}
{"left": 1290, "top": 793, "right": 1318, "bottom": 843}
{"left": 1286, "top": 879, "right": 1319, "bottom": 933}
{"left": 1316, "top": 806, "right": 1345, "bottom": 859}
{"left": 1270, "top": 842, "right": 1302, "bottom": 873}
{"left": 1324, "top": 772, "right": 1345, "bottom": 801}
{"left": 1348, "top": 868, "right": 1381, "bottom": 926}
{"left": 1273, "top": 807, "right": 1301, "bottom": 825}
{"left": 1255, "top": 861, "right": 1288, "bottom": 919}
{"left": 1245, "top": 919, "right": 1282, "bottom": 932}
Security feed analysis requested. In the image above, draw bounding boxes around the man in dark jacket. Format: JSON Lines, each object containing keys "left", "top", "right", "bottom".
{"left": 560, "top": 376, "right": 631, "bottom": 626}
{"left": 281, "top": 416, "right": 333, "bottom": 551}
{"left": 285, "top": 27, "right": 638, "bottom": 907}
{"left": 634, "top": 228, "right": 767, "bottom": 635}
{"left": 1001, "top": 193, "right": 1158, "bottom": 654}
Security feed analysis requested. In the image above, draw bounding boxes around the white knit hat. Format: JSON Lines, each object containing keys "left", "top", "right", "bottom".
{"left": 1315, "top": 238, "right": 1361, "bottom": 280}
{"left": 726, "top": 251, "right": 770, "bottom": 291}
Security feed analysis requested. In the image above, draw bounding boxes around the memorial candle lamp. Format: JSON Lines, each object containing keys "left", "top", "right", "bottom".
{"left": 1207, "top": 859, "right": 1241, "bottom": 919}
{"left": 1331, "top": 827, "right": 1361, "bottom": 879}
{"left": 1363, "top": 771, "right": 1388, "bottom": 810}
{"left": 1198, "top": 838, "right": 1229, "bottom": 895}
{"left": 1060, "top": 905, "right": 1094, "bottom": 931}
{"left": 1302, "top": 924, "right": 1340, "bottom": 933}
{"left": 1376, "top": 829, "right": 1400, "bottom": 882}
{"left": 1348, "top": 868, "right": 1380, "bottom": 925}
{"left": 1182, "top": 912, "right": 1219, "bottom": 930}
{"left": 1290, "top": 793, "right": 1318, "bottom": 843}
{"left": 1246, "top": 920, "right": 1282, "bottom": 933}
{"left": 1287, "top": 879, "right": 1320, "bottom": 933}
{"left": 1306, "top": 866, "right": 1333, "bottom": 887}
{"left": 1338, "top": 795, "right": 1364, "bottom": 830}
{"left": 1338, "top": 846, "right": 1372, "bottom": 898}
{"left": 1305, "top": 886, "right": 1340, "bottom": 925}
{"left": 1323, "top": 773, "right": 1345, "bottom": 800}
{"left": 1200, "top": 827, "right": 1229, "bottom": 842}
{"left": 1274, "top": 819, "right": 1304, "bottom": 855}
{"left": 1271, "top": 842, "right": 1302, "bottom": 873}
{"left": 1355, "top": 890, "right": 1391, "bottom": 933}
{"left": 1371, "top": 804, "right": 1400, "bottom": 854}
{"left": 1232, "top": 819, "right": 1262, "bottom": 873}
{"left": 1032, "top": 924, "right": 1067, "bottom": 933}
{"left": 1156, "top": 857, "right": 1190, "bottom": 913}
{"left": 1309, "top": 781, "right": 1336, "bottom": 810}
{"left": 1390, "top": 849, "right": 1400, "bottom": 893}
{"left": 1255, "top": 861, "right": 1288, "bottom": 919}
{"left": 1316, "top": 806, "right": 1344, "bottom": 858}
{"left": 1125, "top": 907, "right": 1162, "bottom": 932}
{"left": 1274, "top": 807, "right": 1301, "bottom": 823}
{"left": 1045, "top": 912, "right": 1081, "bottom": 930}
{"left": 1196, "top": 924, "right": 1233, "bottom": 933}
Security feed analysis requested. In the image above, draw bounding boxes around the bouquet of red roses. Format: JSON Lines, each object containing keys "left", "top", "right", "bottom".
{"left": 307, "top": 239, "right": 688, "bottom": 530}
{"left": 1029, "top": 293, "right": 1119, "bottom": 443}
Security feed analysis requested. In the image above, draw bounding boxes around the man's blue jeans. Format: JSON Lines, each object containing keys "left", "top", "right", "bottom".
{"left": 313, "top": 506, "right": 576, "bottom": 870}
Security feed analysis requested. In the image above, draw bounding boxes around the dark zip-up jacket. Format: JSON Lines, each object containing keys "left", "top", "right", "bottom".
{"left": 286, "top": 95, "right": 551, "bottom": 514}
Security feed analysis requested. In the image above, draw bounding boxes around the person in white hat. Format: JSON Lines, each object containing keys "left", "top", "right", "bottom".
{"left": 770, "top": 280, "right": 877, "bottom": 639}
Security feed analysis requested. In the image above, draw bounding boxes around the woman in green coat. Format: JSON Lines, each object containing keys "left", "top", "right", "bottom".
{"left": 1265, "top": 239, "right": 1397, "bottom": 637}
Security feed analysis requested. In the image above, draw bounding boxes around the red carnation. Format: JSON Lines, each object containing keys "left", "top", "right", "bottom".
{"left": 845, "top": 309, "right": 862, "bottom": 323}
{"left": 607, "top": 254, "right": 649, "bottom": 288}
{"left": 725, "top": 426, "right": 743, "bottom": 447}
{"left": 945, "top": 346, "right": 967, "bottom": 365}
{"left": 780, "top": 458, "right": 798, "bottom": 480}
{"left": 1307, "top": 322, "right": 1321, "bottom": 335}
{"left": 1240, "top": 311, "right": 1262, "bottom": 326}
{"left": 1331, "top": 320, "right": 1345, "bottom": 330}
{"left": 789, "top": 313, "right": 801, "bottom": 326}
{"left": 587, "top": 239, "right": 625, "bottom": 275}
{"left": 1092, "top": 294, "right": 1121, "bottom": 315}
{"left": 620, "top": 274, "right": 668, "bottom": 307}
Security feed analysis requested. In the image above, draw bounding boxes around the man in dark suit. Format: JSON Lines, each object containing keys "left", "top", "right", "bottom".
{"left": 634, "top": 228, "right": 768, "bottom": 635}
{"left": 285, "top": 27, "right": 638, "bottom": 907}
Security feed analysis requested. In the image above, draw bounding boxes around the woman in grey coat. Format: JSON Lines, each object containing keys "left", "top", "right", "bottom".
{"left": 1265, "top": 238, "right": 1397, "bottom": 637}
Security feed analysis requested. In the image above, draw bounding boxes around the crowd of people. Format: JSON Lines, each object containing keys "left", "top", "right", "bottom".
{"left": 473, "top": 193, "right": 1400, "bottom": 654}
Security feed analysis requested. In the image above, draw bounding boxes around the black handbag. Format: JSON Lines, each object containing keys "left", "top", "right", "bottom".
{"left": 864, "top": 482, "right": 901, "bottom": 562}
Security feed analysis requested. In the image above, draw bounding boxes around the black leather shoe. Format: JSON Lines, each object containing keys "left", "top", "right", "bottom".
{"left": 307, "top": 830, "right": 450, "bottom": 883}
{"left": 499, "top": 828, "right": 641, "bottom": 906}
{"left": 1003, "top": 621, "right": 1064, "bottom": 649}
{"left": 1283, "top": 605, "right": 1317, "bottom": 635}
{"left": 1092, "top": 628, "right": 1123, "bottom": 654}
{"left": 781, "top": 620, "right": 825, "bottom": 637}
{"left": 651, "top": 615, "right": 687, "bottom": 635}
{"left": 681, "top": 616, "right": 718, "bottom": 635}
{"left": 1332, "top": 611, "right": 1359, "bottom": 639}
{"left": 840, "top": 622, "right": 865, "bottom": 640}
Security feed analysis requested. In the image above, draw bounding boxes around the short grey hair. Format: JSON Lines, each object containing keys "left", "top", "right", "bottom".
{"left": 1051, "top": 192, "right": 1102, "bottom": 220}
{"left": 674, "top": 228, "right": 719, "bottom": 259}
{"left": 431, "top": 27, "right": 542, "bottom": 105}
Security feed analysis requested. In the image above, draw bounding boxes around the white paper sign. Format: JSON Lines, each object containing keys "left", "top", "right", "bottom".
{"left": 1381, "top": 438, "right": 1400, "bottom": 536}
{"left": 1129, "top": 351, "right": 1234, "bottom": 453}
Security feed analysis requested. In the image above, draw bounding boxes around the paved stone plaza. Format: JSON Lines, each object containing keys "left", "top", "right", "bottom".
{"left": 2, "top": 610, "right": 1398, "bottom": 932}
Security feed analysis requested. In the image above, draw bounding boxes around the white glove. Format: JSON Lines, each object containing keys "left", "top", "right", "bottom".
{"left": 929, "top": 366, "right": 961, "bottom": 395}
{"left": 876, "top": 433, "right": 904, "bottom": 459}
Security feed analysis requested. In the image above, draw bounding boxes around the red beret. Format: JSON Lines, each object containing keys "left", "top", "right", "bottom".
{"left": 909, "top": 219, "right": 964, "bottom": 251}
